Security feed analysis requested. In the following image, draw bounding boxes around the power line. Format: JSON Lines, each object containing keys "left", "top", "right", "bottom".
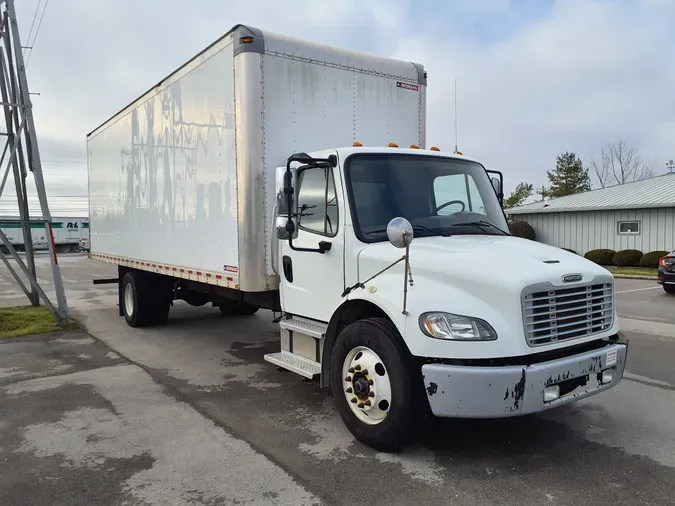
{"left": 22, "top": 0, "right": 42, "bottom": 56}
{"left": 24, "top": 0, "right": 49, "bottom": 67}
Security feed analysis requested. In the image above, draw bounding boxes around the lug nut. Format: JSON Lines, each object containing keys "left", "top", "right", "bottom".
{"left": 354, "top": 365, "right": 361, "bottom": 371}
{"left": 369, "top": 392, "right": 375, "bottom": 398}
{"left": 351, "top": 397, "right": 357, "bottom": 404}
{"left": 361, "top": 369, "right": 368, "bottom": 375}
{"left": 345, "top": 376, "right": 352, "bottom": 382}
{"left": 357, "top": 402, "right": 364, "bottom": 408}
{"left": 364, "top": 400, "right": 371, "bottom": 407}
{"left": 345, "top": 387, "right": 352, "bottom": 393}
{"left": 368, "top": 379, "right": 374, "bottom": 385}
{"left": 348, "top": 367, "right": 355, "bottom": 373}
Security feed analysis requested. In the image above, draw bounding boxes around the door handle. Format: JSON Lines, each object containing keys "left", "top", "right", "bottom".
{"left": 282, "top": 255, "right": 293, "bottom": 282}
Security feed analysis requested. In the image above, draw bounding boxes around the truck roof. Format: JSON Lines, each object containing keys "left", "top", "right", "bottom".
{"left": 87, "top": 24, "right": 426, "bottom": 139}
{"left": 315, "top": 146, "right": 482, "bottom": 165}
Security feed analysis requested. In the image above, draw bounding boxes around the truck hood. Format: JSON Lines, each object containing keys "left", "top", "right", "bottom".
{"left": 355, "top": 235, "right": 616, "bottom": 360}
{"left": 357, "top": 234, "right": 610, "bottom": 288}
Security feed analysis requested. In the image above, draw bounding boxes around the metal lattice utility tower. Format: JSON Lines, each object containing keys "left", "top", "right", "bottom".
{"left": 0, "top": 0, "right": 68, "bottom": 326}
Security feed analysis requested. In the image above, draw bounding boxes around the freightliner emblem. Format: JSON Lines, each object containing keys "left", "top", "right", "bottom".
{"left": 562, "top": 274, "right": 582, "bottom": 283}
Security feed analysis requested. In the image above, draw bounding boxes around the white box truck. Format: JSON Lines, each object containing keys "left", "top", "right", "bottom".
{"left": 87, "top": 24, "right": 628, "bottom": 451}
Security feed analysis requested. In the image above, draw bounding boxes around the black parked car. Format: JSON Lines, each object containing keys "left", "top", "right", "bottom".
{"left": 658, "top": 251, "right": 675, "bottom": 294}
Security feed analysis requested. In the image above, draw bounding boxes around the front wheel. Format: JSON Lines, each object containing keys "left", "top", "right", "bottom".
{"left": 330, "top": 318, "right": 416, "bottom": 452}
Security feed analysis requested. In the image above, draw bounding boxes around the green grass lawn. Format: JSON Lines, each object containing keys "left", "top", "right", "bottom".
{"left": 0, "top": 306, "right": 75, "bottom": 339}
{"left": 605, "top": 266, "right": 659, "bottom": 279}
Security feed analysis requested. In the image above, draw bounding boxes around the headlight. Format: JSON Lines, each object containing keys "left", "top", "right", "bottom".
{"left": 419, "top": 312, "right": 497, "bottom": 341}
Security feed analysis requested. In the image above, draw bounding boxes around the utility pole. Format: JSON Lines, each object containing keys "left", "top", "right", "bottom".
{"left": 0, "top": 0, "right": 68, "bottom": 326}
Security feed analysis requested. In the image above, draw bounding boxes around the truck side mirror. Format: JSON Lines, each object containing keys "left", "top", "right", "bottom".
{"left": 491, "top": 176, "right": 501, "bottom": 196}
{"left": 275, "top": 216, "right": 291, "bottom": 240}
{"left": 275, "top": 166, "right": 297, "bottom": 239}
{"left": 275, "top": 166, "right": 294, "bottom": 213}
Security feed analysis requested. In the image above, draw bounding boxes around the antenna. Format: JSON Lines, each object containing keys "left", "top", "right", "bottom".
{"left": 667, "top": 160, "right": 674, "bottom": 173}
{"left": 453, "top": 76, "right": 459, "bottom": 153}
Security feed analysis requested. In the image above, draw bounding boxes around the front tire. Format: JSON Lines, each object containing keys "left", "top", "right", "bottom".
{"left": 663, "top": 284, "right": 675, "bottom": 294}
{"left": 330, "top": 318, "right": 416, "bottom": 452}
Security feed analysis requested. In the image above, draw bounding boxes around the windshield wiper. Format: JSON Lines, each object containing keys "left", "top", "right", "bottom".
{"left": 364, "top": 224, "right": 449, "bottom": 237}
{"left": 451, "top": 221, "right": 509, "bottom": 235}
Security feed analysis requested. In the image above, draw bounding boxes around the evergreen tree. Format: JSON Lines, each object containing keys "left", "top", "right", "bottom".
{"left": 542, "top": 152, "right": 591, "bottom": 198}
{"left": 504, "top": 182, "right": 533, "bottom": 208}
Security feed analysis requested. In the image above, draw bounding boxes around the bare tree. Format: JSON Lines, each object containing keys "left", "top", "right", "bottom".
{"left": 590, "top": 140, "right": 656, "bottom": 188}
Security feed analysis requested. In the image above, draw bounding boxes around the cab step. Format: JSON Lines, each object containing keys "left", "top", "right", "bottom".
{"left": 264, "top": 351, "right": 321, "bottom": 379}
{"left": 279, "top": 316, "right": 327, "bottom": 339}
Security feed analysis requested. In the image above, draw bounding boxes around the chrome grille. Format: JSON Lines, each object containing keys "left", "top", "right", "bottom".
{"left": 522, "top": 281, "right": 613, "bottom": 347}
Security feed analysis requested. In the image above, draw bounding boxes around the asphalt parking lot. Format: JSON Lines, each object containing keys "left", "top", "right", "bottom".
{"left": 1, "top": 254, "right": 675, "bottom": 505}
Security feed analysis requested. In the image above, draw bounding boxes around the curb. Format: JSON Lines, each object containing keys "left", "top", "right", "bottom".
{"left": 611, "top": 275, "right": 658, "bottom": 280}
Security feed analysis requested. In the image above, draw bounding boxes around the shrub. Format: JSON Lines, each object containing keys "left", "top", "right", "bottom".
{"left": 640, "top": 250, "right": 670, "bottom": 268}
{"left": 613, "top": 249, "right": 643, "bottom": 267}
{"left": 509, "top": 220, "right": 536, "bottom": 241}
{"left": 584, "top": 249, "right": 616, "bottom": 265}
{"left": 561, "top": 248, "right": 577, "bottom": 254}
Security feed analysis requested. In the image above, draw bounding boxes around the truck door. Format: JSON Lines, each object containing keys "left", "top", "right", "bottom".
{"left": 279, "top": 163, "right": 345, "bottom": 323}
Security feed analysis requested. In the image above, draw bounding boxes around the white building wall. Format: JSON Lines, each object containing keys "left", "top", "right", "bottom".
{"left": 513, "top": 207, "right": 675, "bottom": 255}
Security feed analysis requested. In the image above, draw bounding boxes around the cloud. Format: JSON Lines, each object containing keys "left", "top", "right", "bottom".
{"left": 6, "top": 0, "right": 674, "bottom": 204}
{"left": 393, "top": 0, "right": 675, "bottom": 192}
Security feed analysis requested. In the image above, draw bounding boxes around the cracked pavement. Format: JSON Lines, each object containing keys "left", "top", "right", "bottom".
{"left": 1, "top": 254, "right": 675, "bottom": 505}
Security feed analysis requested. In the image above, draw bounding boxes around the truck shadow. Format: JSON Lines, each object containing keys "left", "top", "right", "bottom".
{"left": 418, "top": 411, "right": 574, "bottom": 456}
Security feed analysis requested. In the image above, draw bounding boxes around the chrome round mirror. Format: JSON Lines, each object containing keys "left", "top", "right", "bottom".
{"left": 387, "top": 217, "right": 414, "bottom": 249}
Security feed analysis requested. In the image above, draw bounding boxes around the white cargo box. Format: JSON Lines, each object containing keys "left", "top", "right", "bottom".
{"left": 87, "top": 24, "right": 427, "bottom": 292}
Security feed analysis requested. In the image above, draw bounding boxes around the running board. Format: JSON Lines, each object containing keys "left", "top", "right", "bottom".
{"left": 279, "top": 316, "right": 327, "bottom": 339}
{"left": 264, "top": 351, "right": 321, "bottom": 379}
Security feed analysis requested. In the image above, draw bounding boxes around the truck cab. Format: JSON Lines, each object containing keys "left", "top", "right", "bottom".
{"left": 267, "top": 144, "right": 628, "bottom": 451}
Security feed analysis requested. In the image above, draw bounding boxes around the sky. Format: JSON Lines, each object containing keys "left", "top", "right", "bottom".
{"left": 4, "top": 0, "right": 675, "bottom": 214}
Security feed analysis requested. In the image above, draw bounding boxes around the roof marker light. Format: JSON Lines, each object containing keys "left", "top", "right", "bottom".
{"left": 353, "top": 141, "right": 363, "bottom": 147}
{"left": 453, "top": 151, "right": 463, "bottom": 155}
{"left": 388, "top": 142, "right": 398, "bottom": 148}
{"left": 240, "top": 36, "right": 254, "bottom": 44}
{"left": 410, "top": 144, "right": 420, "bottom": 149}
{"left": 430, "top": 146, "right": 440, "bottom": 151}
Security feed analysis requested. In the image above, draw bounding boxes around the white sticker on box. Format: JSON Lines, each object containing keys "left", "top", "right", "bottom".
{"left": 606, "top": 349, "right": 617, "bottom": 367}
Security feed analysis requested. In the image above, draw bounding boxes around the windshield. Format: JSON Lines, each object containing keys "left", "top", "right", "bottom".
{"left": 344, "top": 153, "right": 509, "bottom": 242}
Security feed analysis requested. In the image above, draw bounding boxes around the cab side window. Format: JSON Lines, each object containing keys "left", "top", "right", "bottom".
{"left": 296, "top": 166, "right": 339, "bottom": 236}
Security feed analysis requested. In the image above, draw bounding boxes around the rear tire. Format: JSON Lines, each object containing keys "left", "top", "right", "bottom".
{"left": 218, "top": 300, "right": 259, "bottom": 316}
{"left": 330, "top": 317, "right": 416, "bottom": 452}
{"left": 122, "top": 272, "right": 152, "bottom": 327}
{"left": 122, "top": 271, "right": 172, "bottom": 327}
{"left": 663, "top": 284, "right": 675, "bottom": 294}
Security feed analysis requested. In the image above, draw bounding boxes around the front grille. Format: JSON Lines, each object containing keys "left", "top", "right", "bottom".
{"left": 522, "top": 281, "right": 613, "bottom": 347}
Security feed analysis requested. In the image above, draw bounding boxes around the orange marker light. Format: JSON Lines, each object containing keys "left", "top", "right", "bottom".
{"left": 410, "top": 144, "right": 420, "bottom": 149}
{"left": 240, "top": 36, "right": 254, "bottom": 44}
{"left": 453, "top": 151, "right": 463, "bottom": 155}
{"left": 430, "top": 146, "right": 440, "bottom": 151}
{"left": 353, "top": 141, "right": 363, "bottom": 147}
{"left": 388, "top": 142, "right": 398, "bottom": 148}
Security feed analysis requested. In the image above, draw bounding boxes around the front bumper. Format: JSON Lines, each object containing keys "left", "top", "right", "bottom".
{"left": 422, "top": 339, "right": 628, "bottom": 418}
